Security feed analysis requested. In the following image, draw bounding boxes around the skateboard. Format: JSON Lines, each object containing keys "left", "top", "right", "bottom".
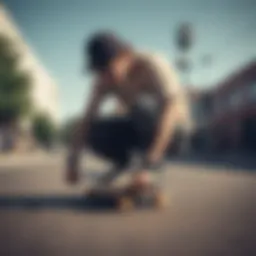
{"left": 85, "top": 184, "right": 168, "bottom": 211}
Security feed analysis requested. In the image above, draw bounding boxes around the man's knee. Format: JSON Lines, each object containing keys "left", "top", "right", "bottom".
{"left": 87, "top": 117, "right": 135, "bottom": 166}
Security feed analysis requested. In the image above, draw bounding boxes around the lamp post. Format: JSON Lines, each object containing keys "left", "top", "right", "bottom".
{"left": 175, "top": 22, "right": 194, "bottom": 86}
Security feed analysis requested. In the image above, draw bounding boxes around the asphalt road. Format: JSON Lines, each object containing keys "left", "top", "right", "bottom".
{"left": 0, "top": 154, "right": 255, "bottom": 256}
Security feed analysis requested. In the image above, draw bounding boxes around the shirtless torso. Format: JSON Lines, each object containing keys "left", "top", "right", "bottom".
{"left": 94, "top": 52, "right": 189, "bottom": 125}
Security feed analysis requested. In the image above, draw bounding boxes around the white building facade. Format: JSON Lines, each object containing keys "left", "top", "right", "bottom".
{"left": 0, "top": 3, "right": 59, "bottom": 126}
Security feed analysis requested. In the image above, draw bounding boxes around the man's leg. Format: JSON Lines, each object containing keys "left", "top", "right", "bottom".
{"left": 130, "top": 105, "right": 168, "bottom": 188}
{"left": 87, "top": 116, "right": 136, "bottom": 184}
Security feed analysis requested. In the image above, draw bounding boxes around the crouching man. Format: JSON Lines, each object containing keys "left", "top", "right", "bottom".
{"left": 66, "top": 31, "right": 190, "bottom": 186}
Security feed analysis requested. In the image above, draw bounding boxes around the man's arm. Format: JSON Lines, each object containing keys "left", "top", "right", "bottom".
{"left": 66, "top": 80, "right": 106, "bottom": 183}
{"left": 144, "top": 57, "right": 180, "bottom": 166}
{"left": 146, "top": 97, "right": 177, "bottom": 165}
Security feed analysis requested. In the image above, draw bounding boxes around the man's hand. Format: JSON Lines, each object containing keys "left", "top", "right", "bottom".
{"left": 132, "top": 170, "right": 153, "bottom": 189}
{"left": 146, "top": 151, "right": 162, "bottom": 167}
{"left": 65, "top": 79, "right": 106, "bottom": 185}
{"left": 146, "top": 99, "right": 176, "bottom": 165}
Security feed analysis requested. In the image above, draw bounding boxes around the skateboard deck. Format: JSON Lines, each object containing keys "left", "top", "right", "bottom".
{"left": 85, "top": 185, "right": 168, "bottom": 211}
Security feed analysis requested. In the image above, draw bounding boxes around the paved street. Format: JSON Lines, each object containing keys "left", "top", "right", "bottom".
{"left": 0, "top": 154, "right": 255, "bottom": 256}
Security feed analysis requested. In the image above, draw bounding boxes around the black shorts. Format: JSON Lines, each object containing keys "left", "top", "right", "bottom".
{"left": 87, "top": 105, "right": 159, "bottom": 168}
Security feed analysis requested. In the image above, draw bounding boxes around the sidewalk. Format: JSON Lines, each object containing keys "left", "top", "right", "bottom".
{"left": 0, "top": 150, "right": 107, "bottom": 172}
{"left": 1, "top": 150, "right": 255, "bottom": 171}
{"left": 0, "top": 150, "right": 63, "bottom": 168}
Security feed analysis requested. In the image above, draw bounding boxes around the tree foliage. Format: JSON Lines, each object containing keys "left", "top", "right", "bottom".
{"left": 0, "top": 35, "right": 32, "bottom": 125}
{"left": 60, "top": 117, "right": 81, "bottom": 146}
{"left": 32, "top": 113, "right": 57, "bottom": 148}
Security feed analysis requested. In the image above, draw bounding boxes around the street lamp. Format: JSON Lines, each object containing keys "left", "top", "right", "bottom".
{"left": 175, "top": 22, "right": 194, "bottom": 86}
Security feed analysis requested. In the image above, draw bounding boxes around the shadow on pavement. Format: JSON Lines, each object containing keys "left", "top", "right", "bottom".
{"left": 0, "top": 195, "right": 121, "bottom": 212}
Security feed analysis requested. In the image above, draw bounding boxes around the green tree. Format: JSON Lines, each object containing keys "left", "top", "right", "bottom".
{"left": 32, "top": 113, "right": 57, "bottom": 148}
{"left": 0, "top": 35, "right": 32, "bottom": 126}
{"left": 60, "top": 117, "right": 81, "bottom": 146}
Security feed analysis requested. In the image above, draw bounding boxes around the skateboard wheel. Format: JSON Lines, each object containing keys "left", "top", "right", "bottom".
{"left": 117, "top": 196, "right": 134, "bottom": 211}
{"left": 154, "top": 192, "right": 168, "bottom": 209}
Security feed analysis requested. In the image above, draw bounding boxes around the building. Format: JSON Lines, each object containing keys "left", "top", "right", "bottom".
{"left": 210, "top": 61, "right": 256, "bottom": 152}
{"left": 174, "top": 61, "right": 256, "bottom": 153}
{"left": 187, "top": 88, "right": 214, "bottom": 151}
{"left": 0, "top": 4, "right": 59, "bottom": 150}
{"left": 0, "top": 4, "right": 59, "bottom": 125}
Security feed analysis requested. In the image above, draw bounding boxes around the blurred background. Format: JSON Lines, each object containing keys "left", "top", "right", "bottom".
{"left": 0, "top": 1, "right": 255, "bottom": 256}
{"left": 0, "top": 0, "right": 255, "bottom": 156}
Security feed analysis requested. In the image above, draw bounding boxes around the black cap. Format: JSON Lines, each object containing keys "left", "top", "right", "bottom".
{"left": 86, "top": 31, "right": 130, "bottom": 71}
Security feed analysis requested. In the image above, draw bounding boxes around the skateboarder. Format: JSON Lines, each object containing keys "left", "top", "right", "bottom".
{"left": 66, "top": 31, "right": 191, "bottom": 186}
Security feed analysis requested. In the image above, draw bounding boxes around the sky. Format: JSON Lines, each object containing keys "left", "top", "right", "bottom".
{"left": 4, "top": 0, "right": 256, "bottom": 121}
